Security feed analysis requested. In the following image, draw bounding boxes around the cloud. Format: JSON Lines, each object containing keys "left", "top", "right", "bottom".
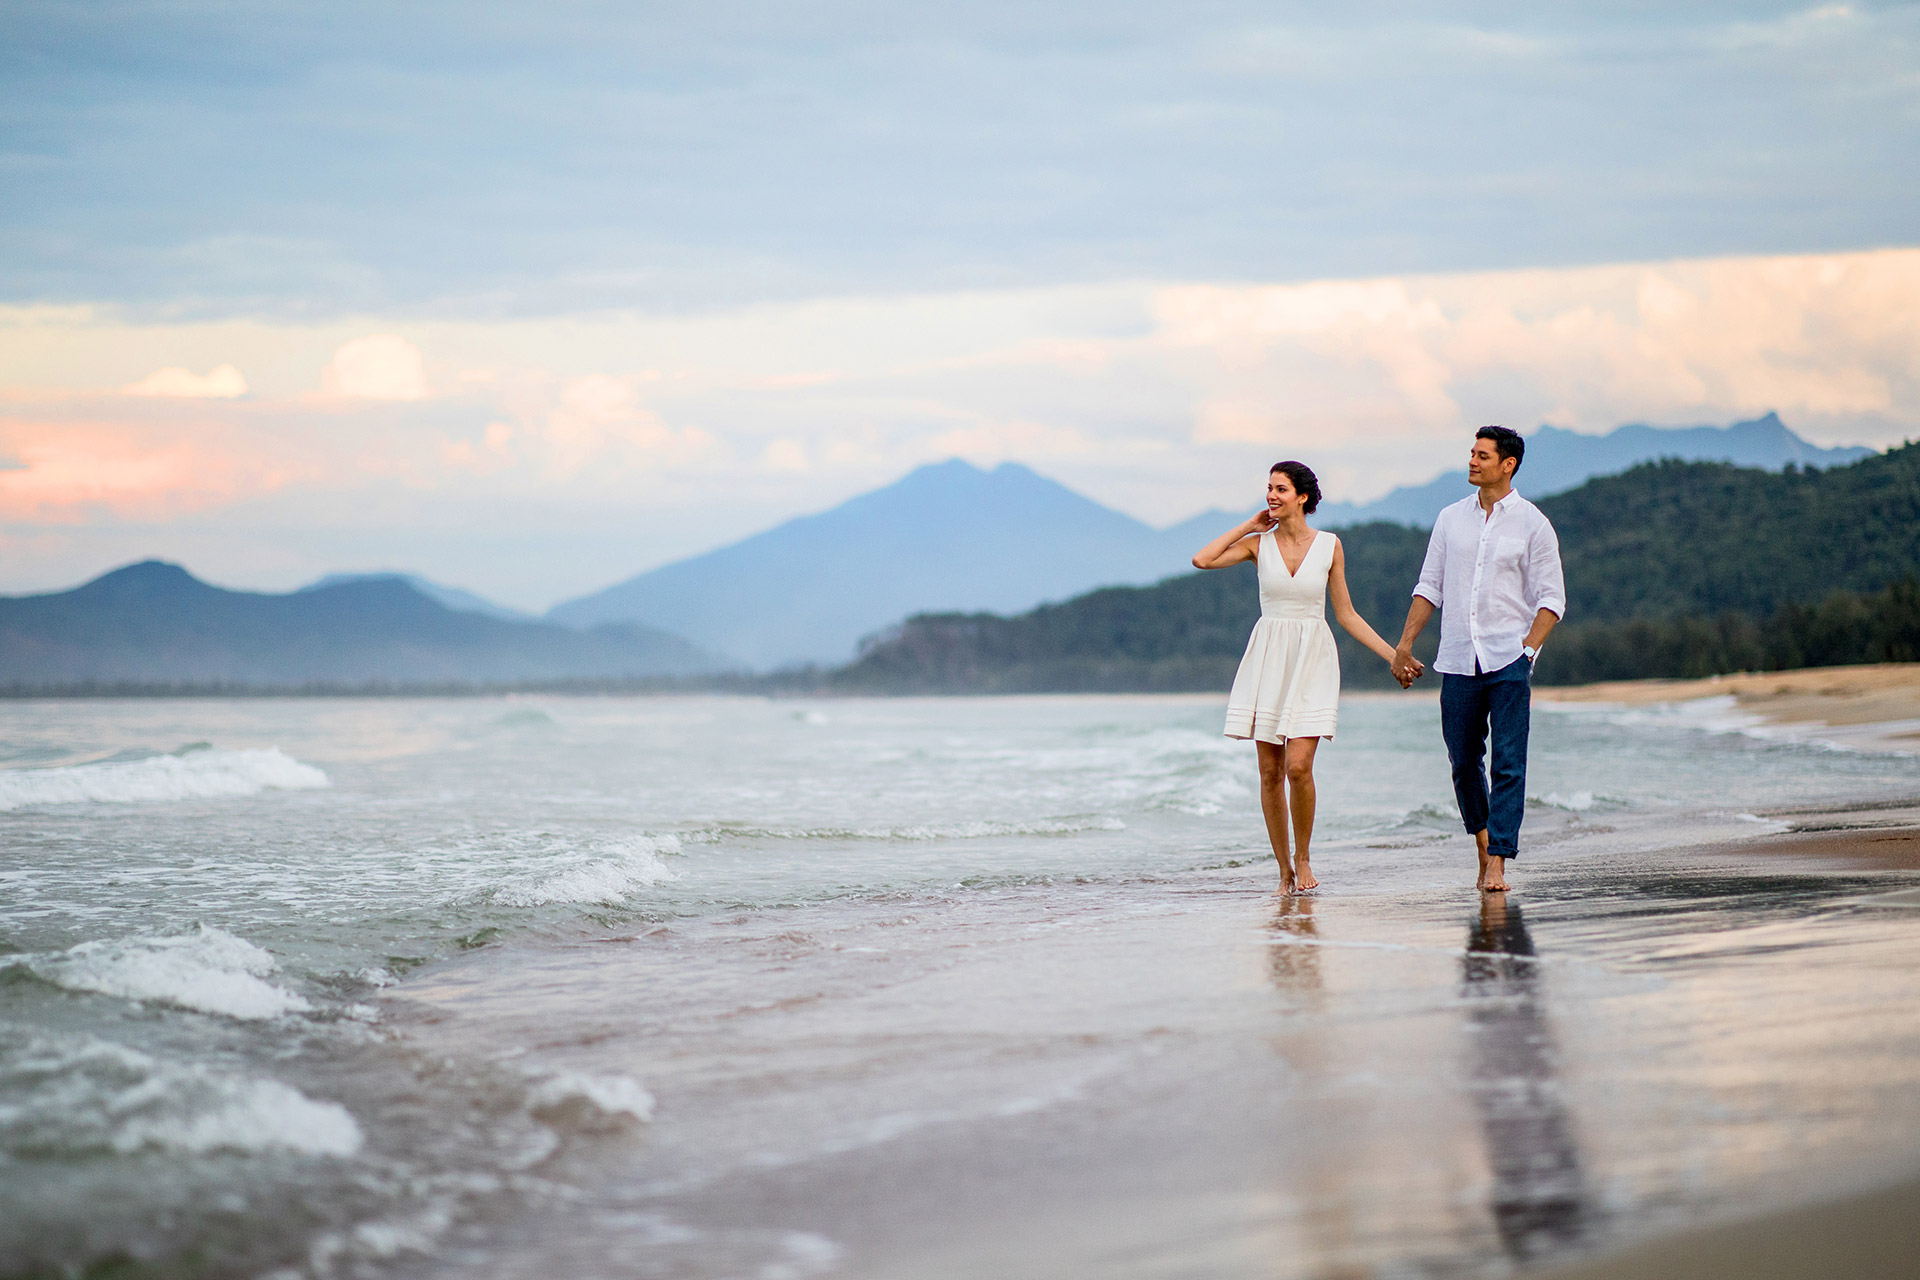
{"left": 524, "top": 374, "right": 718, "bottom": 478}
{"left": 3, "top": 4, "right": 1918, "bottom": 316}
{"left": 761, "top": 439, "right": 809, "bottom": 470}
{"left": 0, "top": 414, "right": 302, "bottom": 524}
{"left": 323, "top": 335, "right": 430, "bottom": 400}
{"left": 2, "top": 246, "right": 1918, "bottom": 603}
{"left": 1145, "top": 249, "right": 1920, "bottom": 501}
{"left": 124, "top": 364, "right": 248, "bottom": 399}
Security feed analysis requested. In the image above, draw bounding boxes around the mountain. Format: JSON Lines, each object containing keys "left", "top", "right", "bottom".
{"left": 1313, "top": 413, "right": 1874, "bottom": 528}
{"left": 301, "top": 572, "right": 533, "bottom": 621}
{"left": 546, "top": 459, "right": 1207, "bottom": 668}
{"left": 0, "top": 562, "right": 721, "bottom": 689}
{"left": 835, "top": 441, "right": 1920, "bottom": 692}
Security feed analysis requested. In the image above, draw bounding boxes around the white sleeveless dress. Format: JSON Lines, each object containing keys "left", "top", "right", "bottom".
{"left": 1223, "top": 529, "right": 1341, "bottom": 744}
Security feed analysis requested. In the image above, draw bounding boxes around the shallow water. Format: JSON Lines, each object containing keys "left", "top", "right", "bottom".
{"left": 2, "top": 693, "right": 1918, "bottom": 1278}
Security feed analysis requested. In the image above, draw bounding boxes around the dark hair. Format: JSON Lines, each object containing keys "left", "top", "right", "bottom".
{"left": 1476, "top": 425, "right": 1525, "bottom": 473}
{"left": 1269, "top": 460, "right": 1321, "bottom": 514}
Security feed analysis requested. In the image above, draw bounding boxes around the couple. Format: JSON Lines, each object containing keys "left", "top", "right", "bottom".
{"left": 1192, "top": 427, "right": 1567, "bottom": 895}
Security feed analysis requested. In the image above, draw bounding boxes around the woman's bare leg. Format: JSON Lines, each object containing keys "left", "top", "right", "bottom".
{"left": 1256, "top": 741, "right": 1295, "bottom": 892}
{"left": 1285, "top": 737, "right": 1320, "bottom": 890}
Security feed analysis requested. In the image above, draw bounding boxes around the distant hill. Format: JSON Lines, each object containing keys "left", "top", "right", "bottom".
{"left": 547, "top": 459, "right": 1206, "bottom": 668}
{"left": 301, "top": 572, "right": 533, "bottom": 621}
{"left": 0, "top": 562, "right": 721, "bottom": 690}
{"left": 837, "top": 442, "right": 1920, "bottom": 691}
{"left": 1312, "top": 413, "right": 1873, "bottom": 528}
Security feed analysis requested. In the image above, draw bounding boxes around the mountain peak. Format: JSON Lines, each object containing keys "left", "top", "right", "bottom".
{"left": 74, "top": 560, "right": 211, "bottom": 599}
{"left": 546, "top": 456, "right": 1183, "bottom": 666}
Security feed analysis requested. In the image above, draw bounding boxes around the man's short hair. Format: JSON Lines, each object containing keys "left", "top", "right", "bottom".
{"left": 1476, "top": 425, "right": 1525, "bottom": 473}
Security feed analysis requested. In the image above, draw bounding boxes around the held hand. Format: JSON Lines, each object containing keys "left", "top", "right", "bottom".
{"left": 1390, "top": 649, "right": 1424, "bottom": 687}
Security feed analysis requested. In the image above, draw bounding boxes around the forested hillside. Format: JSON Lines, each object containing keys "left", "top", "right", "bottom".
{"left": 837, "top": 443, "right": 1920, "bottom": 691}
{"left": 1552, "top": 444, "right": 1920, "bottom": 619}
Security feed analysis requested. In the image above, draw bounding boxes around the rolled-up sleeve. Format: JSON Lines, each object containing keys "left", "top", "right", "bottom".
{"left": 1529, "top": 521, "right": 1566, "bottom": 620}
{"left": 1412, "top": 516, "right": 1447, "bottom": 607}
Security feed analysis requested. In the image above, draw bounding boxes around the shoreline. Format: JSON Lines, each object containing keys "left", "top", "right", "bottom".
{"left": 1536, "top": 661, "right": 1920, "bottom": 753}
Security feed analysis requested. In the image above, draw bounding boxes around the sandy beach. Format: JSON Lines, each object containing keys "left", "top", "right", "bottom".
{"left": 1537, "top": 662, "right": 1920, "bottom": 753}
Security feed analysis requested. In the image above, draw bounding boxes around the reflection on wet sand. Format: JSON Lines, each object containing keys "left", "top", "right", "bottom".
{"left": 1464, "top": 897, "right": 1592, "bottom": 1263}
{"left": 1264, "top": 895, "right": 1378, "bottom": 1280}
{"left": 1267, "top": 894, "right": 1325, "bottom": 1003}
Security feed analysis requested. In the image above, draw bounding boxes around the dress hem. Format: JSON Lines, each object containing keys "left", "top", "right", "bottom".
{"left": 1223, "top": 708, "right": 1338, "bottom": 745}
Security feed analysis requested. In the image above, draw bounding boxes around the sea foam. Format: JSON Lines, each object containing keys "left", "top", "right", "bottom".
{"left": 0, "top": 1030, "right": 361, "bottom": 1158}
{"left": 490, "top": 835, "right": 682, "bottom": 907}
{"left": 526, "top": 1069, "right": 656, "bottom": 1129}
{"left": 0, "top": 746, "right": 328, "bottom": 811}
{"left": 17, "top": 924, "right": 311, "bottom": 1020}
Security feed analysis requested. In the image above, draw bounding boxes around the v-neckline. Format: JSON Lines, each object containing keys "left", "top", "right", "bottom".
{"left": 1271, "top": 529, "right": 1319, "bottom": 579}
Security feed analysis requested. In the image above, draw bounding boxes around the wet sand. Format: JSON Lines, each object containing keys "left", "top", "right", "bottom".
{"left": 1537, "top": 662, "right": 1920, "bottom": 753}
{"left": 1527, "top": 804, "right": 1920, "bottom": 1280}
{"left": 382, "top": 799, "right": 1920, "bottom": 1279}
{"left": 1538, "top": 1170, "right": 1920, "bottom": 1280}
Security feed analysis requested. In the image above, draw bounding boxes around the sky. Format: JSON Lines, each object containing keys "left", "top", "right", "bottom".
{"left": 3, "top": 1, "right": 1918, "bottom": 609}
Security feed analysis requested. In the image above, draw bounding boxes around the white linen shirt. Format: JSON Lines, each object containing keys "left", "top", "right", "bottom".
{"left": 1412, "top": 490, "right": 1567, "bottom": 676}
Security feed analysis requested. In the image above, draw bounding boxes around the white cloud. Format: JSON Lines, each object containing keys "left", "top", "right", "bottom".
{"left": 124, "top": 364, "right": 248, "bottom": 399}
{"left": 762, "top": 439, "right": 809, "bottom": 470}
{"left": 323, "top": 335, "right": 430, "bottom": 401}
{"left": 530, "top": 374, "right": 717, "bottom": 477}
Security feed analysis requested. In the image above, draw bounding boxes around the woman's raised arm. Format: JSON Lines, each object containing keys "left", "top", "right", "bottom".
{"left": 1193, "top": 512, "right": 1272, "bottom": 570}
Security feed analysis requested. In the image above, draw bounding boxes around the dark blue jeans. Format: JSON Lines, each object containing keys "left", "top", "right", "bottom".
{"left": 1440, "top": 655, "right": 1532, "bottom": 860}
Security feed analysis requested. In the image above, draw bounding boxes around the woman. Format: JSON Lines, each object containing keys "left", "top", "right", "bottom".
{"left": 1192, "top": 461, "right": 1413, "bottom": 893}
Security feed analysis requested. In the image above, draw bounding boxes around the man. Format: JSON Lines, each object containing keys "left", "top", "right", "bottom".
{"left": 1392, "top": 427, "right": 1565, "bottom": 893}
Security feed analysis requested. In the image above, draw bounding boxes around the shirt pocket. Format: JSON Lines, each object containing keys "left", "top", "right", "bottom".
{"left": 1494, "top": 536, "right": 1528, "bottom": 568}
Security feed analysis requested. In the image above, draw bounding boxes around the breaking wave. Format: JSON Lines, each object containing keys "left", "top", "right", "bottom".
{"left": 13, "top": 924, "right": 310, "bottom": 1020}
{"left": 489, "top": 835, "right": 682, "bottom": 907}
{"left": 0, "top": 746, "right": 328, "bottom": 811}
{"left": 0, "top": 1029, "right": 361, "bottom": 1158}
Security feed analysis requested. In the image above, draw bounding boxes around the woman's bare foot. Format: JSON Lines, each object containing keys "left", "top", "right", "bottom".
{"left": 1293, "top": 859, "right": 1318, "bottom": 891}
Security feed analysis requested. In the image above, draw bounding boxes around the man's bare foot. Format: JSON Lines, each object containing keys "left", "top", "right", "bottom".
{"left": 1482, "top": 855, "right": 1509, "bottom": 893}
{"left": 1474, "top": 831, "right": 1492, "bottom": 889}
{"left": 1293, "top": 860, "right": 1318, "bottom": 891}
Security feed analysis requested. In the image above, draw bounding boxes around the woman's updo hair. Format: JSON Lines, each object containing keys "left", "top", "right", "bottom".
{"left": 1270, "top": 461, "right": 1321, "bottom": 515}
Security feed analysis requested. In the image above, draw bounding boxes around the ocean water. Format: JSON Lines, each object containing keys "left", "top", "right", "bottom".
{"left": 3, "top": 692, "right": 1919, "bottom": 1279}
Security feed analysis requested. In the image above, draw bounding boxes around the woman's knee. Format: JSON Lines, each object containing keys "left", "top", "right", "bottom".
{"left": 1284, "top": 756, "right": 1315, "bottom": 786}
{"left": 1257, "top": 744, "right": 1285, "bottom": 783}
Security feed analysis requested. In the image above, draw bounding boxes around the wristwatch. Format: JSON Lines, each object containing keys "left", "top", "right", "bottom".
{"left": 1521, "top": 644, "right": 1538, "bottom": 662}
